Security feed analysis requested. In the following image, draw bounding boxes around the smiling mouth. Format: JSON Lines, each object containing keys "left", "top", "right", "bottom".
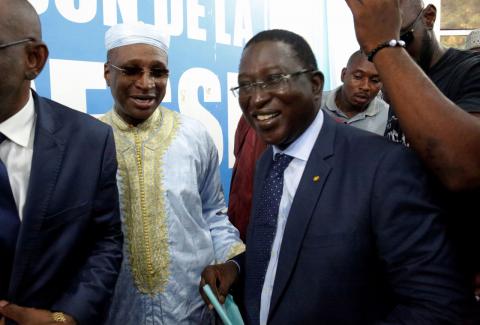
{"left": 255, "top": 112, "right": 280, "bottom": 121}
{"left": 130, "top": 95, "right": 156, "bottom": 107}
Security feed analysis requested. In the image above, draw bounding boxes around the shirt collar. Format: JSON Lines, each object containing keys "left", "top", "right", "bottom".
{"left": 0, "top": 90, "right": 35, "bottom": 148}
{"left": 273, "top": 109, "right": 324, "bottom": 162}
{"left": 362, "top": 95, "right": 382, "bottom": 117}
{"left": 111, "top": 106, "right": 162, "bottom": 132}
{"left": 325, "top": 86, "right": 382, "bottom": 118}
{"left": 323, "top": 86, "right": 342, "bottom": 115}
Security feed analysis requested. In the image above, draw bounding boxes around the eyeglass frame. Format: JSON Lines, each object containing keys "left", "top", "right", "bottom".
{"left": 108, "top": 63, "right": 170, "bottom": 80}
{"left": 230, "top": 69, "right": 315, "bottom": 97}
{"left": 399, "top": 9, "right": 423, "bottom": 46}
{"left": 0, "top": 38, "right": 35, "bottom": 50}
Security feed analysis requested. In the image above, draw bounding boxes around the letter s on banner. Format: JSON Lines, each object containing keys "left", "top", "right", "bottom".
{"left": 178, "top": 68, "right": 223, "bottom": 164}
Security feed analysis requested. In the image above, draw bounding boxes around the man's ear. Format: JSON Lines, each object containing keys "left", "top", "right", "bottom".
{"left": 104, "top": 63, "right": 111, "bottom": 87}
{"left": 311, "top": 70, "right": 324, "bottom": 101}
{"left": 24, "top": 41, "right": 48, "bottom": 80}
{"left": 423, "top": 4, "right": 437, "bottom": 29}
{"left": 340, "top": 67, "right": 347, "bottom": 83}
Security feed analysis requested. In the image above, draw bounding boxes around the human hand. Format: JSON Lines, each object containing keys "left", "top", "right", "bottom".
{"left": 0, "top": 301, "right": 76, "bottom": 325}
{"left": 474, "top": 273, "right": 480, "bottom": 302}
{"left": 345, "top": 0, "right": 402, "bottom": 53}
{"left": 199, "top": 261, "right": 239, "bottom": 309}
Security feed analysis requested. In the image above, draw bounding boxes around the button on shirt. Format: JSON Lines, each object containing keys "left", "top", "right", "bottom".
{"left": 321, "top": 86, "right": 389, "bottom": 135}
{"left": 259, "top": 110, "right": 324, "bottom": 325}
{"left": 0, "top": 92, "right": 36, "bottom": 220}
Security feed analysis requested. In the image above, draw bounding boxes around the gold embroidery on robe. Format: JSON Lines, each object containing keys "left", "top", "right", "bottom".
{"left": 101, "top": 107, "right": 179, "bottom": 295}
{"left": 226, "top": 242, "right": 246, "bottom": 261}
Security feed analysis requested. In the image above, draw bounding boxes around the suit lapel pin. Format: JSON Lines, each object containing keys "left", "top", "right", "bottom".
{"left": 313, "top": 175, "right": 320, "bottom": 182}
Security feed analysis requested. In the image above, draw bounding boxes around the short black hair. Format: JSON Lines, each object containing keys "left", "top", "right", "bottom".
{"left": 346, "top": 49, "right": 365, "bottom": 67}
{"left": 244, "top": 29, "right": 318, "bottom": 71}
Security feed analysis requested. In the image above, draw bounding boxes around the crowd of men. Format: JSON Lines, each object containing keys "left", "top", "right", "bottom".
{"left": 1, "top": 0, "right": 479, "bottom": 324}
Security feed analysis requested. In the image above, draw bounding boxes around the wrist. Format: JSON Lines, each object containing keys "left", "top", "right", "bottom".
{"left": 366, "top": 39, "right": 406, "bottom": 62}
{"left": 225, "top": 259, "right": 240, "bottom": 276}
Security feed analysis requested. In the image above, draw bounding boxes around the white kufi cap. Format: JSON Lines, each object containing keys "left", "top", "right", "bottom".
{"left": 105, "top": 22, "right": 169, "bottom": 53}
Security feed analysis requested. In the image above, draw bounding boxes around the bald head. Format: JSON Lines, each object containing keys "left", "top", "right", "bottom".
{"left": 0, "top": 0, "right": 42, "bottom": 41}
{"left": 0, "top": 0, "right": 48, "bottom": 123}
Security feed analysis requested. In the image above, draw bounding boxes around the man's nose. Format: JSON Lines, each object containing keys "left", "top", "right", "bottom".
{"left": 135, "top": 70, "right": 155, "bottom": 88}
{"left": 249, "top": 85, "right": 271, "bottom": 107}
{"left": 359, "top": 78, "right": 373, "bottom": 92}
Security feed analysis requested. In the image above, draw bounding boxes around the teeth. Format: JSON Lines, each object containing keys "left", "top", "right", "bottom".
{"left": 257, "top": 113, "right": 276, "bottom": 121}
{"left": 133, "top": 98, "right": 153, "bottom": 102}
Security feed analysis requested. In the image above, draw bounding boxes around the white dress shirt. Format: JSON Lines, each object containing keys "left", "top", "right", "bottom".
{"left": 259, "top": 110, "right": 324, "bottom": 325}
{"left": 0, "top": 92, "right": 36, "bottom": 220}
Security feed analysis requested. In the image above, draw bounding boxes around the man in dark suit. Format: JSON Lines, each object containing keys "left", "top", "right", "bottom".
{"left": 200, "top": 29, "right": 467, "bottom": 324}
{"left": 0, "top": 1, "right": 123, "bottom": 324}
{"left": 346, "top": 1, "right": 480, "bottom": 319}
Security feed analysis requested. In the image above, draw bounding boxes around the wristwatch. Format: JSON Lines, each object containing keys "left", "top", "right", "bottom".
{"left": 51, "top": 311, "right": 67, "bottom": 323}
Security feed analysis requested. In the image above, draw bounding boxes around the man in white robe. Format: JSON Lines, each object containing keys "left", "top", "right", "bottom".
{"left": 100, "top": 22, "right": 245, "bottom": 324}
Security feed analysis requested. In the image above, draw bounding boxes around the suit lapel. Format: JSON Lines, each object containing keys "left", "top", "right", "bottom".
{"left": 9, "top": 92, "right": 65, "bottom": 298}
{"left": 268, "top": 115, "right": 337, "bottom": 318}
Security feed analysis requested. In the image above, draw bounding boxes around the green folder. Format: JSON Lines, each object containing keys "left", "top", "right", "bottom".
{"left": 203, "top": 284, "right": 244, "bottom": 325}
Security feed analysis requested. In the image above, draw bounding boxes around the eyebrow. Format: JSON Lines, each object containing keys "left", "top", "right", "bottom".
{"left": 116, "top": 59, "right": 167, "bottom": 67}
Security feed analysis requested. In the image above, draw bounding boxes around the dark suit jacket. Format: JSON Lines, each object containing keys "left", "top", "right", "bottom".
{"left": 241, "top": 115, "right": 466, "bottom": 324}
{"left": 4, "top": 92, "right": 123, "bottom": 324}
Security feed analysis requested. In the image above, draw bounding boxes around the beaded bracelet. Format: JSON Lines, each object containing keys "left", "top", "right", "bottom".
{"left": 366, "top": 39, "right": 406, "bottom": 62}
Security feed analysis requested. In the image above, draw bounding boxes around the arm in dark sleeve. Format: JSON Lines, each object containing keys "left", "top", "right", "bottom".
{"left": 51, "top": 128, "right": 123, "bottom": 325}
{"left": 373, "top": 145, "right": 468, "bottom": 324}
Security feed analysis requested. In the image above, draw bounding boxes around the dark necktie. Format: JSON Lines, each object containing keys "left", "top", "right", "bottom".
{"left": 246, "top": 153, "right": 293, "bottom": 325}
{"left": 0, "top": 133, "right": 20, "bottom": 298}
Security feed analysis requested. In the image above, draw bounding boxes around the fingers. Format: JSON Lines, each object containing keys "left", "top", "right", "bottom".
{"left": 217, "top": 262, "right": 238, "bottom": 302}
{"left": 0, "top": 303, "right": 26, "bottom": 324}
{"left": 344, "top": 0, "right": 358, "bottom": 10}
{"left": 200, "top": 266, "right": 217, "bottom": 309}
{"left": 200, "top": 262, "right": 240, "bottom": 311}
{"left": 344, "top": 0, "right": 365, "bottom": 13}
{"left": 0, "top": 301, "right": 6, "bottom": 325}
{"left": 213, "top": 267, "right": 228, "bottom": 304}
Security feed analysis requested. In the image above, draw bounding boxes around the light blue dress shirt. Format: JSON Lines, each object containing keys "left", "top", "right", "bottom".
{"left": 259, "top": 110, "right": 324, "bottom": 325}
{"left": 0, "top": 91, "right": 36, "bottom": 220}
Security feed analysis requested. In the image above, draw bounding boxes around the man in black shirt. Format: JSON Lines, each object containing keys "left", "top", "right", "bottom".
{"left": 346, "top": 0, "right": 480, "bottom": 320}
{"left": 385, "top": 48, "right": 480, "bottom": 148}
{"left": 347, "top": 0, "right": 480, "bottom": 191}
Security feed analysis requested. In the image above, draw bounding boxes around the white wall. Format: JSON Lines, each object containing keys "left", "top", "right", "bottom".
{"left": 265, "top": 0, "right": 357, "bottom": 90}
{"left": 265, "top": 0, "right": 442, "bottom": 90}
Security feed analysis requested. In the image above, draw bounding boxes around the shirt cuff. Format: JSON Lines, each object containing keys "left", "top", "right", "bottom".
{"left": 226, "top": 259, "right": 240, "bottom": 274}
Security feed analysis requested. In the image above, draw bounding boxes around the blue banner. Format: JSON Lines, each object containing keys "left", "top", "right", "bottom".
{"left": 30, "top": 0, "right": 268, "bottom": 198}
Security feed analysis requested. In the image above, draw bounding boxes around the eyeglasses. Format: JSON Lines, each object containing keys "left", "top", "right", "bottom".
{"left": 109, "top": 63, "right": 169, "bottom": 80}
{"left": 400, "top": 10, "right": 423, "bottom": 46}
{"left": 231, "top": 69, "right": 314, "bottom": 97}
{"left": 0, "top": 38, "right": 34, "bottom": 50}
